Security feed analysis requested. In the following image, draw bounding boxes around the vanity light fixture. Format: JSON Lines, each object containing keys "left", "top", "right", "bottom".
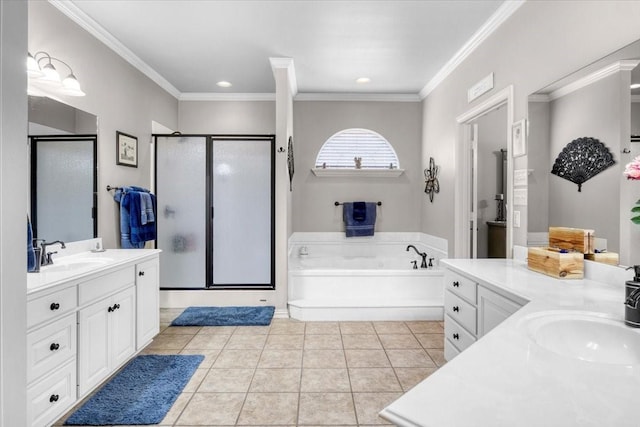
{"left": 356, "top": 77, "right": 371, "bottom": 84}
{"left": 631, "top": 83, "right": 640, "bottom": 89}
{"left": 27, "top": 51, "right": 85, "bottom": 97}
{"left": 216, "top": 81, "right": 232, "bottom": 88}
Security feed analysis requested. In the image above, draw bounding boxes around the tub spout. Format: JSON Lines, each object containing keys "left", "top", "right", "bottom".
{"left": 406, "top": 245, "right": 428, "bottom": 268}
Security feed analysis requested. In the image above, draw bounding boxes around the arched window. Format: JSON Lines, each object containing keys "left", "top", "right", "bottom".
{"left": 315, "top": 128, "right": 400, "bottom": 170}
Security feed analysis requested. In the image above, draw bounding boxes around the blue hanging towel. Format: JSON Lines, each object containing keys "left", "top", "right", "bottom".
{"left": 27, "top": 215, "right": 36, "bottom": 271}
{"left": 114, "top": 187, "right": 157, "bottom": 248}
{"left": 343, "top": 202, "right": 377, "bottom": 237}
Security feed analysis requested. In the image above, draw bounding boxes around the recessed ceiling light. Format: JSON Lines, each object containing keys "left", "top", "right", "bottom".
{"left": 217, "top": 81, "right": 232, "bottom": 88}
{"left": 631, "top": 83, "right": 640, "bottom": 89}
{"left": 356, "top": 77, "right": 371, "bottom": 84}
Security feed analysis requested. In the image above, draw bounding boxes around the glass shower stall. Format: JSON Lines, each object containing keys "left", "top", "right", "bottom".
{"left": 155, "top": 135, "right": 275, "bottom": 290}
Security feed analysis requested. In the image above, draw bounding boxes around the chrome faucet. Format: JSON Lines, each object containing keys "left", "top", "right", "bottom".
{"left": 40, "top": 240, "right": 66, "bottom": 266}
{"left": 406, "top": 244, "right": 428, "bottom": 269}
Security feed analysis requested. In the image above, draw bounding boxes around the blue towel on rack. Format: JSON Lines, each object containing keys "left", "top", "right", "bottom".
{"left": 27, "top": 215, "right": 36, "bottom": 271}
{"left": 114, "top": 187, "right": 157, "bottom": 248}
{"left": 140, "top": 192, "right": 155, "bottom": 225}
{"left": 343, "top": 202, "right": 377, "bottom": 237}
{"left": 353, "top": 201, "right": 366, "bottom": 221}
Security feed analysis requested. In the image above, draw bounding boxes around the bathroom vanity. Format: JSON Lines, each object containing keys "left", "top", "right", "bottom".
{"left": 26, "top": 244, "right": 160, "bottom": 427}
{"left": 381, "top": 256, "right": 640, "bottom": 426}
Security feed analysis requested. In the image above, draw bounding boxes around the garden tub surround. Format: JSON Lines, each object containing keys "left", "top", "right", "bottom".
{"left": 288, "top": 232, "right": 447, "bottom": 321}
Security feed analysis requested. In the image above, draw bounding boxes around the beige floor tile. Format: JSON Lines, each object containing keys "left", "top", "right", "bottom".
{"left": 237, "top": 392, "right": 299, "bottom": 425}
{"left": 345, "top": 349, "right": 390, "bottom": 368}
{"left": 140, "top": 348, "right": 180, "bottom": 355}
{"left": 197, "top": 325, "right": 238, "bottom": 335}
{"left": 426, "top": 349, "right": 447, "bottom": 367}
{"left": 373, "top": 322, "right": 411, "bottom": 334}
{"left": 184, "top": 333, "right": 231, "bottom": 350}
{"left": 415, "top": 333, "right": 445, "bottom": 349}
{"left": 179, "top": 349, "right": 221, "bottom": 369}
{"left": 265, "top": 334, "right": 305, "bottom": 349}
{"left": 233, "top": 325, "right": 271, "bottom": 335}
{"left": 146, "top": 334, "right": 193, "bottom": 351}
{"left": 340, "top": 322, "right": 375, "bottom": 334}
{"left": 249, "top": 368, "right": 301, "bottom": 392}
{"left": 182, "top": 368, "right": 208, "bottom": 392}
{"left": 213, "top": 349, "right": 262, "bottom": 368}
{"left": 225, "top": 334, "right": 268, "bottom": 350}
{"left": 160, "top": 308, "right": 184, "bottom": 323}
{"left": 348, "top": 368, "right": 402, "bottom": 392}
{"left": 385, "top": 349, "right": 436, "bottom": 368}
{"left": 303, "top": 349, "right": 346, "bottom": 368}
{"left": 301, "top": 368, "right": 351, "bottom": 392}
{"left": 378, "top": 334, "right": 421, "bottom": 349}
{"left": 258, "top": 349, "right": 303, "bottom": 368}
{"left": 305, "top": 321, "right": 341, "bottom": 334}
{"left": 394, "top": 367, "right": 437, "bottom": 391}
{"left": 353, "top": 392, "right": 402, "bottom": 425}
{"left": 160, "top": 325, "right": 202, "bottom": 335}
{"left": 304, "top": 334, "right": 343, "bottom": 349}
{"left": 199, "top": 368, "right": 255, "bottom": 392}
{"left": 176, "top": 392, "right": 245, "bottom": 425}
{"left": 269, "top": 321, "right": 306, "bottom": 335}
{"left": 298, "top": 393, "right": 357, "bottom": 425}
{"left": 405, "top": 321, "right": 444, "bottom": 334}
{"left": 342, "top": 334, "right": 382, "bottom": 350}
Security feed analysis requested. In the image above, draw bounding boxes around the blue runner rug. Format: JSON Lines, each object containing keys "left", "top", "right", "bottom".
{"left": 171, "top": 305, "right": 275, "bottom": 326}
{"left": 64, "top": 355, "right": 203, "bottom": 425}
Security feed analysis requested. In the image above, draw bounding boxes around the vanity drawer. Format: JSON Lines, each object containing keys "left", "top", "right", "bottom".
{"left": 445, "top": 290, "right": 477, "bottom": 335}
{"left": 27, "top": 285, "right": 77, "bottom": 329}
{"left": 27, "top": 313, "right": 76, "bottom": 385}
{"left": 444, "top": 314, "right": 476, "bottom": 353}
{"left": 27, "top": 358, "right": 76, "bottom": 427}
{"left": 444, "top": 270, "right": 477, "bottom": 304}
{"left": 79, "top": 265, "right": 135, "bottom": 305}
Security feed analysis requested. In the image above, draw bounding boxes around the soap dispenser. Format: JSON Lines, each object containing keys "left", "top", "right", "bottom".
{"left": 624, "top": 265, "right": 640, "bottom": 327}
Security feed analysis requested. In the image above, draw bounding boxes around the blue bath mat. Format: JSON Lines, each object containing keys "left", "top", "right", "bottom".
{"left": 171, "top": 305, "right": 275, "bottom": 326}
{"left": 64, "top": 355, "right": 203, "bottom": 425}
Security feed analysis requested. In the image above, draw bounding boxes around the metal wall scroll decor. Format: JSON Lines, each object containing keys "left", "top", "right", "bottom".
{"left": 550, "top": 136, "right": 615, "bottom": 192}
{"left": 424, "top": 157, "right": 440, "bottom": 202}
{"left": 287, "top": 136, "right": 294, "bottom": 191}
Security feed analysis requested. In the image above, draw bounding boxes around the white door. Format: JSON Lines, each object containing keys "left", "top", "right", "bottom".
{"left": 110, "top": 287, "right": 136, "bottom": 369}
{"left": 78, "top": 298, "right": 110, "bottom": 397}
{"left": 136, "top": 258, "right": 159, "bottom": 350}
{"left": 470, "top": 123, "right": 479, "bottom": 258}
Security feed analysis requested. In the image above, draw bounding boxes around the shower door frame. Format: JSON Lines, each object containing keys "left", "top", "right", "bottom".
{"left": 154, "top": 134, "right": 276, "bottom": 290}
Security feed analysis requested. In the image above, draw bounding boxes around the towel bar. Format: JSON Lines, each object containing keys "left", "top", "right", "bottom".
{"left": 334, "top": 201, "right": 382, "bottom": 206}
{"left": 106, "top": 185, "right": 122, "bottom": 191}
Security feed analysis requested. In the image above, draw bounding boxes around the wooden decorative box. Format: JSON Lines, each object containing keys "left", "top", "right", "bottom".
{"left": 548, "top": 226, "right": 595, "bottom": 254}
{"left": 527, "top": 247, "right": 584, "bottom": 279}
{"left": 584, "top": 252, "right": 619, "bottom": 266}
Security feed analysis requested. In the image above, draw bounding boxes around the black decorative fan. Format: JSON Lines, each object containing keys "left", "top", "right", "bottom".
{"left": 550, "top": 137, "right": 615, "bottom": 192}
{"left": 424, "top": 157, "right": 440, "bottom": 202}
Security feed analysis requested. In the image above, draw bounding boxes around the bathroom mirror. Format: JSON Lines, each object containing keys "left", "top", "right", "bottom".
{"left": 527, "top": 38, "right": 640, "bottom": 266}
{"left": 28, "top": 95, "right": 98, "bottom": 242}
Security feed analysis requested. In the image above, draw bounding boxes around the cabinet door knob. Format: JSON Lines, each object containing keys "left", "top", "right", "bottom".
{"left": 108, "top": 306, "right": 114, "bottom": 313}
{"left": 453, "top": 333, "right": 459, "bottom": 340}
{"left": 138, "top": 271, "right": 145, "bottom": 276}
{"left": 453, "top": 306, "right": 459, "bottom": 312}
{"left": 49, "top": 343, "right": 60, "bottom": 351}
{"left": 50, "top": 302, "right": 60, "bottom": 311}
{"left": 114, "top": 303, "right": 120, "bottom": 310}
{"left": 49, "top": 394, "right": 59, "bottom": 403}
{"left": 453, "top": 281, "right": 460, "bottom": 288}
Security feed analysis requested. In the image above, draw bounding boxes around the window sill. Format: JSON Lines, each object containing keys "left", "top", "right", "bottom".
{"left": 311, "top": 168, "right": 405, "bottom": 178}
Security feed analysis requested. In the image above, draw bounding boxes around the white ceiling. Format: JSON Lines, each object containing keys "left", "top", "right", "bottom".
{"left": 55, "top": 0, "right": 513, "bottom": 98}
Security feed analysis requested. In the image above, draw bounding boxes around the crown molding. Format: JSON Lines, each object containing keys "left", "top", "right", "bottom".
{"left": 179, "top": 92, "right": 276, "bottom": 102}
{"left": 295, "top": 93, "right": 421, "bottom": 102}
{"left": 48, "top": 0, "right": 181, "bottom": 99}
{"left": 632, "top": 95, "right": 640, "bottom": 103}
{"left": 269, "top": 58, "right": 298, "bottom": 97}
{"left": 528, "top": 94, "right": 550, "bottom": 103}
{"left": 548, "top": 60, "right": 640, "bottom": 101}
{"left": 419, "top": 0, "right": 526, "bottom": 100}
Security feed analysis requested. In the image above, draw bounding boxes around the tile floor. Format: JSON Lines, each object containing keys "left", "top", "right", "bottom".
{"left": 56, "top": 309, "right": 445, "bottom": 426}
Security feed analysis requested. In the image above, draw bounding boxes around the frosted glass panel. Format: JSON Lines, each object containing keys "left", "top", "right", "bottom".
{"left": 156, "top": 136, "right": 206, "bottom": 288}
{"left": 212, "top": 139, "right": 272, "bottom": 285}
{"left": 36, "top": 139, "right": 93, "bottom": 242}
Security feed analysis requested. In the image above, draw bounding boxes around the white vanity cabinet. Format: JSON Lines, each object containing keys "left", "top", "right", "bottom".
{"left": 26, "top": 250, "right": 160, "bottom": 427}
{"left": 477, "top": 285, "right": 523, "bottom": 337}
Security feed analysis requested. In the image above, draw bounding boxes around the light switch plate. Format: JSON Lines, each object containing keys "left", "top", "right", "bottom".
{"left": 513, "top": 210, "right": 521, "bottom": 228}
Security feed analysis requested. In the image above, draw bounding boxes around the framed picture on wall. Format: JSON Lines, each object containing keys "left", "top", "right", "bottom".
{"left": 116, "top": 131, "right": 138, "bottom": 167}
{"left": 512, "top": 119, "right": 527, "bottom": 157}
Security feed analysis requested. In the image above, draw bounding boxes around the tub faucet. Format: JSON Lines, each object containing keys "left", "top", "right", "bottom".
{"left": 406, "top": 245, "right": 428, "bottom": 269}
{"left": 40, "top": 240, "right": 66, "bottom": 266}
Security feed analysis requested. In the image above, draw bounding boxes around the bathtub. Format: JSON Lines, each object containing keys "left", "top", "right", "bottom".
{"left": 288, "top": 232, "right": 446, "bottom": 321}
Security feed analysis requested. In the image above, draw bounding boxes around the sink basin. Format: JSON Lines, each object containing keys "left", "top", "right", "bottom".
{"left": 42, "top": 257, "right": 113, "bottom": 273}
{"left": 521, "top": 311, "right": 640, "bottom": 365}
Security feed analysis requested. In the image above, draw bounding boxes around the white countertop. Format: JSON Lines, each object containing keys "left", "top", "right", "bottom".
{"left": 27, "top": 248, "right": 161, "bottom": 295}
{"left": 380, "top": 258, "right": 640, "bottom": 427}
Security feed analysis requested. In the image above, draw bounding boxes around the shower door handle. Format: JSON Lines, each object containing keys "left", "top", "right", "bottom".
{"left": 211, "top": 206, "right": 214, "bottom": 219}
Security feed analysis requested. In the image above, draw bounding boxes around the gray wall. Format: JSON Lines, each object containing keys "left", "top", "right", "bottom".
{"left": 527, "top": 100, "right": 551, "bottom": 233}
{"left": 420, "top": 1, "right": 640, "bottom": 256}
{"left": 633, "top": 102, "right": 640, "bottom": 135}
{"left": 29, "top": 1, "right": 179, "bottom": 249}
{"left": 293, "top": 101, "right": 423, "bottom": 232}
{"left": 178, "top": 100, "right": 275, "bottom": 134}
